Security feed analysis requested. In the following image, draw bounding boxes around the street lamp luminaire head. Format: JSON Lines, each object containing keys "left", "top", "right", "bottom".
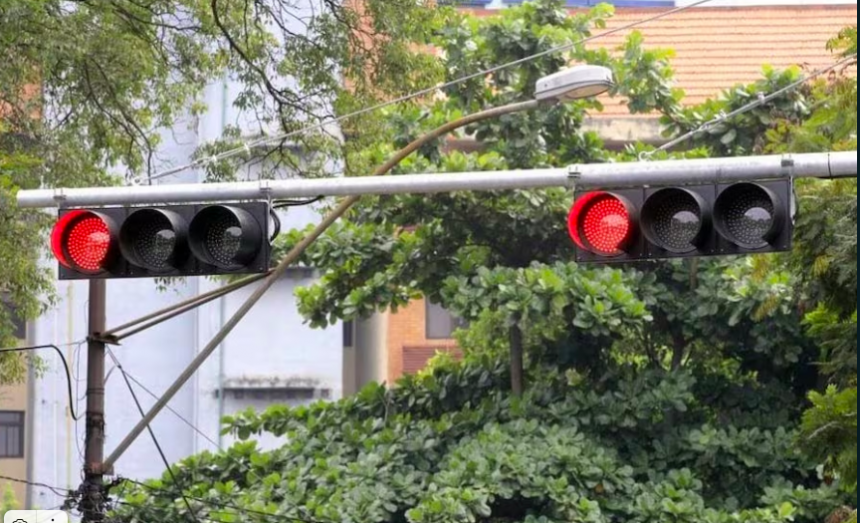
{"left": 535, "top": 65, "right": 614, "bottom": 103}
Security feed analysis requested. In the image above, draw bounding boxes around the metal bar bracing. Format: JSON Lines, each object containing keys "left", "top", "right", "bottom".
{"left": 102, "top": 273, "right": 268, "bottom": 339}
{"left": 101, "top": 99, "right": 542, "bottom": 469}
{"left": 15, "top": 151, "right": 858, "bottom": 209}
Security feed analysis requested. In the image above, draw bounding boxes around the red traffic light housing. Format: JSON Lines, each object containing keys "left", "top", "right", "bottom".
{"left": 568, "top": 191, "right": 637, "bottom": 256}
{"left": 51, "top": 210, "right": 118, "bottom": 274}
{"left": 52, "top": 202, "right": 271, "bottom": 280}
{"left": 570, "top": 180, "right": 793, "bottom": 263}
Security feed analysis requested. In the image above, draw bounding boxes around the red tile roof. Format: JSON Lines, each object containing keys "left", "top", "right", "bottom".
{"left": 469, "top": 5, "right": 856, "bottom": 118}
{"left": 587, "top": 5, "right": 857, "bottom": 116}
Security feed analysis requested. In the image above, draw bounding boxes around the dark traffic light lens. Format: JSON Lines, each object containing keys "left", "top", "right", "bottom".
{"left": 642, "top": 188, "right": 709, "bottom": 253}
{"left": 715, "top": 183, "right": 782, "bottom": 249}
{"left": 569, "top": 192, "right": 635, "bottom": 256}
{"left": 206, "top": 213, "right": 243, "bottom": 266}
{"left": 120, "top": 209, "right": 187, "bottom": 272}
{"left": 189, "top": 205, "right": 262, "bottom": 270}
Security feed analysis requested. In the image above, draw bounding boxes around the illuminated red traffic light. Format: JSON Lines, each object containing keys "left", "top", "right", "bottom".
{"left": 51, "top": 210, "right": 117, "bottom": 274}
{"left": 570, "top": 180, "right": 792, "bottom": 263}
{"left": 52, "top": 202, "right": 271, "bottom": 280}
{"left": 568, "top": 191, "right": 636, "bottom": 256}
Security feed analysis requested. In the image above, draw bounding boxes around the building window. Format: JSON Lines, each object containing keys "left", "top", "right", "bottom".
{"left": 343, "top": 320, "right": 354, "bottom": 348}
{"left": 0, "top": 411, "right": 25, "bottom": 458}
{"left": 426, "top": 301, "right": 465, "bottom": 339}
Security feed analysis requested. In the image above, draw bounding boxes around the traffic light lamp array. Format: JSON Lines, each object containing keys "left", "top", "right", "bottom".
{"left": 569, "top": 180, "right": 793, "bottom": 262}
{"left": 51, "top": 203, "right": 271, "bottom": 279}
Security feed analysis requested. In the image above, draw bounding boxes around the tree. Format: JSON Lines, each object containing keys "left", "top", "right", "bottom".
{"left": 783, "top": 26, "right": 857, "bottom": 523}
{"left": 0, "top": 0, "right": 448, "bottom": 376}
{"left": 0, "top": 484, "right": 20, "bottom": 518}
{"left": 282, "top": 0, "right": 816, "bottom": 391}
{"left": 116, "top": 2, "right": 854, "bottom": 521}
{"left": 117, "top": 358, "right": 840, "bottom": 523}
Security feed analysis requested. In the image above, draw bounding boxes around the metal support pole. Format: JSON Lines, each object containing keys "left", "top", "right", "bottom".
{"left": 15, "top": 151, "right": 858, "bottom": 208}
{"left": 101, "top": 100, "right": 541, "bottom": 470}
{"left": 82, "top": 279, "right": 107, "bottom": 522}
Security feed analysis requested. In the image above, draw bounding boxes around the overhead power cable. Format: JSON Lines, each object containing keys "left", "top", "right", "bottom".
{"left": 647, "top": 53, "right": 859, "bottom": 156}
{"left": 0, "top": 474, "right": 74, "bottom": 498}
{"left": 119, "top": 367, "right": 220, "bottom": 448}
{"left": 114, "top": 479, "right": 333, "bottom": 523}
{"left": 0, "top": 342, "right": 84, "bottom": 420}
{"left": 134, "top": 0, "right": 714, "bottom": 184}
{"left": 106, "top": 348, "right": 202, "bottom": 523}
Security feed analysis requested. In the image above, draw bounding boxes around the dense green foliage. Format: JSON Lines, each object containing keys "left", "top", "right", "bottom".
{"left": 0, "top": 484, "right": 20, "bottom": 518}
{"left": 117, "top": 359, "right": 842, "bottom": 523}
{"left": 116, "top": 3, "right": 856, "bottom": 522}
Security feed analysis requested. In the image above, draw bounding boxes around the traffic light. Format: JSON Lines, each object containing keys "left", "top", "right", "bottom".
{"left": 569, "top": 180, "right": 793, "bottom": 262}
{"left": 50, "top": 202, "right": 271, "bottom": 279}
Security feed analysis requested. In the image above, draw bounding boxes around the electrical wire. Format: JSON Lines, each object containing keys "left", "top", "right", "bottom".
{"left": 0, "top": 474, "right": 74, "bottom": 498}
{"left": 269, "top": 195, "right": 325, "bottom": 241}
{"left": 646, "top": 53, "right": 859, "bottom": 157}
{"left": 119, "top": 368, "right": 220, "bottom": 449}
{"left": 272, "top": 195, "right": 325, "bottom": 208}
{"left": 111, "top": 500, "right": 262, "bottom": 523}
{"left": 0, "top": 343, "right": 83, "bottom": 420}
{"left": 133, "top": 0, "right": 715, "bottom": 185}
{"left": 269, "top": 208, "right": 282, "bottom": 242}
{"left": 106, "top": 348, "right": 202, "bottom": 523}
{"left": 114, "top": 480, "right": 333, "bottom": 523}
{"left": 72, "top": 339, "right": 87, "bottom": 463}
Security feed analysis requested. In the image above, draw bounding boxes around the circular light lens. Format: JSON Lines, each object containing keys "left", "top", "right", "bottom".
{"left": 189, "top": 205, "right": 262, "bottom": 270}
{"left": 119, "top": 209, "right": 187, "bottom": 272}
{"left": 205, "top": 214, "right": 243, "bottom": 267}
{"left": 715, "top": 183, "right": 781, "bottom": 249}
{"left": 642, "top": 188, "right": 707, "bottom": 253}
{"left": 580, "top": 194, "right": 632, "bottom": 255}
{"left": 66, "top": 216, "right": 112, "bottom": 272}
{"left": 51, "top": 210, "right": 88, "bottom": 268}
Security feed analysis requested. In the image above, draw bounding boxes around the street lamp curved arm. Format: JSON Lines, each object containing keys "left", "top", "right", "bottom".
{"left": 102, "top": 65, "right": 614, "bottom": 469}
{"left": 104, "top": 65, "right": 615, "bottom": 338}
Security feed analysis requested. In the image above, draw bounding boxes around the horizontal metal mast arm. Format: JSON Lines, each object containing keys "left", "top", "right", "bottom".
{"left": 16, "top": 151, "right": 856, "bottom": 209}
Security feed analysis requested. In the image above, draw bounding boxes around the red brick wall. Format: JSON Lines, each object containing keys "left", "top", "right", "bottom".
{"left": 386, "top": 298, "right": 459, "bottom": 383}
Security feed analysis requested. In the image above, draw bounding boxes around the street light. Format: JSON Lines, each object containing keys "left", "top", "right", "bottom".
{"left": 536, "top": 64, "right": 614, "bottom": 103}
{"left": 19, "top": 65, "right": 616, "bottom": 210}
{"left": 101, "top": 64, "right": 615, "bottom": 468}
